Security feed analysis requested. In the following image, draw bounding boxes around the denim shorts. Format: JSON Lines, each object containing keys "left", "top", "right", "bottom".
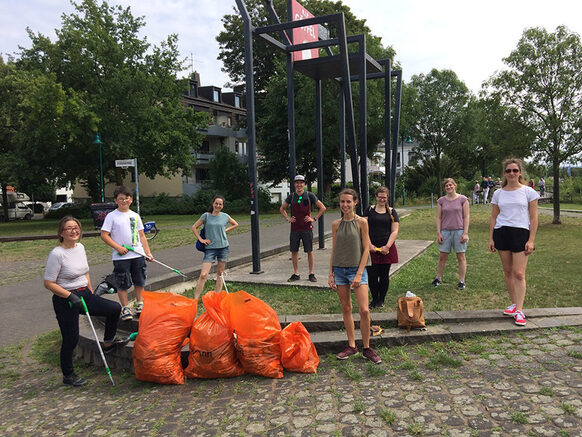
{"left": 332, "top": 266, "right": 368, "bottom": 286}
{"left": 202, "top": 246, "right": 229, "bottom": 263}
{"left": 113, "top": 257, "right": 147, "bottom": 290}
{"left": 438, "top": 229, "right": 468, "bottom": 254}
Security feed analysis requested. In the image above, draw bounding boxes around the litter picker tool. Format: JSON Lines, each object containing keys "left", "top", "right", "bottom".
{"left": 120, "top": 244, "right": 187, "bottom": 278}
{"left": 80, "top": 297, "right": 115, "bottom": 386}
{"left": 218, "top": 271, "right": 229, "bottom": 294}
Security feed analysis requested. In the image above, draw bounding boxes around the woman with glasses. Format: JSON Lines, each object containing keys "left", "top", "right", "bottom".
{"left": 488, "top": 158, "right": 539, "bottom": 326}
{"left": 364, "top": 186, "right": 399, "bottom": 308}
{"left": 44, "top": 216, "right": 126, "bottom": 386}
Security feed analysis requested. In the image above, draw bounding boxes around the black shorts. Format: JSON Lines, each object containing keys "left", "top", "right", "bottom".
{"left": 113, "top": 256, "right": 147, "bottom": 290}
{"left": 493, "top": 226, "right": 530, "bottom": 252}
{"left": 290, "top": 230, "right": 313, "bottom": 253}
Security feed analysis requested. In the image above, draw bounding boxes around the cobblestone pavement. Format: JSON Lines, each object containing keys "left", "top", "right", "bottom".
{"left": 1, "top": 329, "right": 581, "bottom": 436}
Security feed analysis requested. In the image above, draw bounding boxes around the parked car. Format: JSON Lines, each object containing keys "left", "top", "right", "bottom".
{"left": 26, "top": 202, "right": 49, "bottom": 214}
{"left": 0, "top": 202, "right": 33, "bottom": 220}
{"left": 48, "top": 202, "right": 74, "bottom": 211}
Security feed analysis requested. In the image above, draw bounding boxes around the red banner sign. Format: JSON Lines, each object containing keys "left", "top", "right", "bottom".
{"left": 292, "top": 0, "right": 319, "bottom": 61}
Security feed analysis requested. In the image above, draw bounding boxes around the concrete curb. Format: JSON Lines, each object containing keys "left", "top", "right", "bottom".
{"left": 77, "top": 307, "right": 582, "bottom": 370}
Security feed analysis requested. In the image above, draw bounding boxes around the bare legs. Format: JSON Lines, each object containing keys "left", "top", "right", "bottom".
{"left": 336, "top": 284, "right": 371, "bottom": 349}
{"left": 291, "top": 251, "right": 315, "bottom": 275}
{"left": 498, "top": 250, "right": 529, "bottom": 311}
{"left": 291, "top": 252, "right": 299, "bottom": 275}
{"left": 436, "top": 251, "right": 466, "bottom": 282}
{"left": 195, "top": 262, "right": 226, "bottom": 299}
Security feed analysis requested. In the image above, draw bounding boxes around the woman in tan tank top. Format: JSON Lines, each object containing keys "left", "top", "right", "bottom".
{"left": 328, "top": 189, "right": 382, "bottom": 364}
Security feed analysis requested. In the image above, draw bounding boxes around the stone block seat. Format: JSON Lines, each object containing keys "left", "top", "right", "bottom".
{"left": 76, "top": 307, "right": 582, "bottom": 371}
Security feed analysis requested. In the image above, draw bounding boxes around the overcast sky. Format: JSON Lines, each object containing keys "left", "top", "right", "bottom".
{"left": 1, "top": 0, "right": 581, "bottom": 93}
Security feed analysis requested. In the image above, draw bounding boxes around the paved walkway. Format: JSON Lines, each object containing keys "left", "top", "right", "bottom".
{"left": 1, "top": 327, "right": 581, "bottom": 436}
{"left": 2, "top": 208, "right": 582, "bottom": 436}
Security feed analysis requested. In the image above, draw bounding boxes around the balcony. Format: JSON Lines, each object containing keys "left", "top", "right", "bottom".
{"left": 194, "top": 153, "right": 214, "bottom": 164}
{"left": 200, "top": 124, "right": 247, "bottom": 139}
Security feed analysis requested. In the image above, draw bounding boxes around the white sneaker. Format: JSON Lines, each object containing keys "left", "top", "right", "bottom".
{"left": 120, "top": 306, "right": 133, "bottom": 321}
{"left": 135, "top": 302, "right": 143, "bottom": 314}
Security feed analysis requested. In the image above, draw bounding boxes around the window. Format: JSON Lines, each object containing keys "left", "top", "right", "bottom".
{"left": 235, "top": 142, "right": 239, "bottom": 154}
{"left": 196, "top": 168, "right": 210, "bottom": 182}
{"left": 234, "top": 95, "right": 240, "bottom": 107}
{"left": 201, "top": 141, "right": 210, "bottom": 153}
{"left": 396, "top": 152, "right": 401, "bottom": 165}
{"left": 213, "top": 90, "right": 220, "bottom": 102}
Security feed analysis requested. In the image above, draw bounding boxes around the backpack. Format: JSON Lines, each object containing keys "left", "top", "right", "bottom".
{"left": 94, "top": 273, "right": 119, "bottom": 296}
{"left": 195, "top": 214, "right": 207, "bottom": 252}
{"left": 397, "top": 296, "right": 425, "bottom": 331}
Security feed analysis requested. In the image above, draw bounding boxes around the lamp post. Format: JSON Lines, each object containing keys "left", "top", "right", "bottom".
{"left": 401, "top": 135, "right": 412, "bottom": 206}
{"left": 95, "top": 133, "right": 104, "bottom": 202}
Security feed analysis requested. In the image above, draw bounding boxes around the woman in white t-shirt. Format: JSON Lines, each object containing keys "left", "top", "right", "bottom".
{"left": 488, "top": 158, "right": 539, "bottom": 327}
{"left": 44, "top": 216, "right": 126, "bottom": 387}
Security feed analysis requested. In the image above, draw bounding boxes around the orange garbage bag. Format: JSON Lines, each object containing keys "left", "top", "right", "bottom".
{"left": 133, "top": 291, "right": 197, "bottom": 385}
{"left": 235, "top": 331, "right": 283, "bottom": 379}
{"left": 220, "top": 290, "right": 281, "bottom": 338}
{"left": 280, "top": 321, "right": 319, "bottom": 373}
{"left": 184, "top": 291, "right": 244, "bottom": 379}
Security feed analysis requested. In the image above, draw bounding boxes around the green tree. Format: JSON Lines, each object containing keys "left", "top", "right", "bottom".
{"left": 217, "top": 0, "right": 395, "bottom": 194}
{"left": 208, "top": 147, "right": 249, "bottom": 200}
{"left": 407, "top": 69, "right": 471, "bottom": 196}
{"left": 489, "top": 26, "right": 582, "bottom": 224}
{"left": 18, "top": 0, "right": 207, "bottom": 201}
{"left": 452, "top": 94, "right": 534, "bottom": 180}
{"left": 0, "top": 61, "right": 96, "bottom": 220}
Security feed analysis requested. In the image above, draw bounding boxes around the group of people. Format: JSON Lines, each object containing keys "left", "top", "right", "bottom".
{"left": 431, "top": 158, "right": 538, "bottom": 327}
{"left": 45, "top": 186, "right": 240, "bottom": 387}
{"left": 528, "top": 177, "right": 546, "bottom": 196}
{"left": 44, "top": 157, "right": 538, "bottom": 385}
{"left": 44, "top": 186, "right": 153, "bottom": 386}
{"left": 472, "top": 176, "right": 499, "bottom": 204}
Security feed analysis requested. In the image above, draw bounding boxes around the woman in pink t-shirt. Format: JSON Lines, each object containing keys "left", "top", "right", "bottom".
{"left": 431, "top": 178, "right": 470, "bottom": 290}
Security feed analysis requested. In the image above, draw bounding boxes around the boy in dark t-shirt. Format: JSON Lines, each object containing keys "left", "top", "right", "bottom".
{"left": 279, "top": 174, "right": 326, "bottom": 282}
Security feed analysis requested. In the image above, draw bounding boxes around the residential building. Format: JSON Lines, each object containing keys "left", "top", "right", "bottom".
{"left": 72, "top": 72, "right": 248, "bottom": 200}
{"left": 181, "top": 72, "right": 248, "bottom": 196}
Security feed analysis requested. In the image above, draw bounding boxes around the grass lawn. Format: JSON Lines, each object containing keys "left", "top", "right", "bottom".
{"left": 539, "top": 203, "right": 582, "bottom": 211}
{"left": 184, "top": 204, "right": 582, "bottom": 315}
{"left": 0, "top": 213, "right": 283, "bottom": 264}
{"left": 1, "top": 206, "right": 581, "bottom": 312}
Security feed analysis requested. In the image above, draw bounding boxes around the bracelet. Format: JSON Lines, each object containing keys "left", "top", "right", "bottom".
{"left": 328, "top": 274, "right": 334, "bottom": 277}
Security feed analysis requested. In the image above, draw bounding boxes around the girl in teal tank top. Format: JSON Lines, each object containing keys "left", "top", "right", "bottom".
{"left": 328, "top": 189, "right": 382, "bottom": 364}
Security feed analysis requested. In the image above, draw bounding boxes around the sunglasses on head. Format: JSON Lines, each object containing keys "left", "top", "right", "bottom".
{"left": 504, "top": 168, "right": 520, "bottom": 174}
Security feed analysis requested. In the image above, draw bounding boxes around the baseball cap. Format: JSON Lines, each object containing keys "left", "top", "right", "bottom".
{"left": 294, "top": 174, "right": 306, "bottom": 182}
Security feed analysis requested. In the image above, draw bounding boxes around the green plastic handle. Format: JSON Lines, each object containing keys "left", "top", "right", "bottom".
{"left": 117, "top": 244, "right": 136, "bottom": 256}
{"left": 80, "top": 296, "right": 89, "bottom": 313}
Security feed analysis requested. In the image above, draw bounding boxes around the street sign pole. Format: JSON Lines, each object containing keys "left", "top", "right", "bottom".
{"left": 115, "top": 158, "right": 139, "bottom": 215}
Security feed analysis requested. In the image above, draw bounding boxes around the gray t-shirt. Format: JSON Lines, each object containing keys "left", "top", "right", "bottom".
{"left": 44, "top": 243, "right": 89, "bottom": 290}
{"left": 200, "top": 212, "right": 231, "bottom": 249}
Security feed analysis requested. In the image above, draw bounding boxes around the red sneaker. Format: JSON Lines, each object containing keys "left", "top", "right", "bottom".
{"left": 503, "top": 304, "right": 517, "bottom": 316}
{"left": 336, "top": 346, "right": 358, "bottom": 360}
{"left": 363, "top": 347, "right": 382, "bottom": 364}
{"left": 514, "top": 310, "right": 526, "bottom": 326}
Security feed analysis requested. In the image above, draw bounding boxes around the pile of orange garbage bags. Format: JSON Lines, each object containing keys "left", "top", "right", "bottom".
{"left": 133, "top": 290, "right": 319, "bottom": 384}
